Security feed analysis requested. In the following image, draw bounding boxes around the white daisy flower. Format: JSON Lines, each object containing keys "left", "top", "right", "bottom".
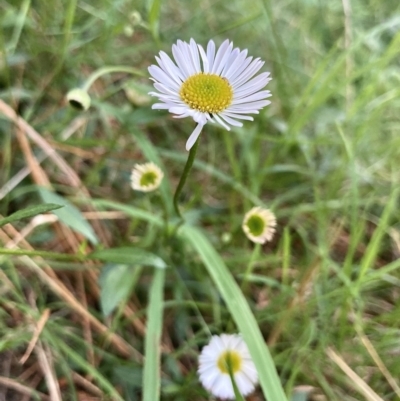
{"left": 148, "top": 38, "right": 272, "bottom": 150}
{"left": 131, "top": 162, "right": 164, "bottom": 192}
{"left": 198, "top": 334, "right": 258, "bottom": 400}
{"left": 242, "top": 206, "right": 277, "bottom": 244}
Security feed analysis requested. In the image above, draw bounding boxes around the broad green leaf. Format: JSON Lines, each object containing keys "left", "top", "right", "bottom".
{"left": 142, "top": 268, "right": 165, "bottom": 401}
{"left": 38, "top": 187, "right": 98, "bottom": 245}
{"left": 90, "top": 247, "right": 167, "bottom": 269}
{"left": 181, "top": 225, "right": 288, "bottom": 401}
{"left": 99, "top": 264, "right": 142, "bottom": 316}
{"left": 0, "top": 203, "right": 62, "bottom": 228}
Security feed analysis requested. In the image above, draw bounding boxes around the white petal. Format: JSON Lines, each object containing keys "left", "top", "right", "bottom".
{"left": 242, "top": 361, "right": 258, "bottom": 377}
{"left": 232, "top": 90, "right": 271, "bottom": 105}
{"left": 151, "top": 103, "right": 170, "bottom": 109}
{"left": 199, "top": 367, "right": 220, "bottom": 389}
{"left": 231, "top": 91, "right": 271, "bottom": 105}
{"left": 169, "top": 106, "right": 189, "bottom": 115}
{"left": 148, "top": 65, "right": 180, "bottom": 91}
{"left": 149, "top": 92, "right": 181, "bottom": 103}
{"left": 231, "top": 59, "right": 264, "bottom": 88}
{"left": 172, "top": 42, "right": 191, "bottom": 78}
{"left": 153, "top": 82, "right": 180, "bottom": 97}
{"left": 159, "top": 51, "right": 185, "bottom": 82}
{"left": 192, "top": 110, "right": 207, "bottom": 124}
{"left": 189, "top": 38, "right": 201, "bottom": 72}
{"left": 214, "top": 41, "right": 233, "bottom": 76}
{"left": 235, "top": 372, "right": 256, "bottom": 396}
{"left": 212, "top": 375, "right": 234, "bottom": 399}
{"left": 229, "top": 99, "right": 271, "bottom": 110}
{"left": 219, "top": 113, "right": 243, "bottom": 127}
{"left": 220, "top": 111, "right": 254, "bottom": 121}
{"left": 186, "top": 123, "right": 204, "bottom": 150}
{"left": 227, "top": 55, "right": 253, "bottom": 82}
{"left": 234, "top": 88, "right": 271, "bottom": 101}
{"left": 197, "top": 44, "right": 209, "bottom": 73}
{"left": 223, "top": 49, "right": 248, "bottom": 80}
{"left": 233, "top": 72, "right": 271, "bottom": 98}
{"left": 220, "top": 48, "right": 240, "bottom": 77}
{"left": 211, "top": 39, "right": 230, "bottom": 74}
{"left": 206, "top": 40, "right": 216, "bottom": 72}
{"left": 155, "top": 55, "right": 182, "bottom": 87}
{"left": 180, "top": 40, "right": 197, "bottom": 76}
{"left": 213, "top": 114, "right": 231, "bottom": 130}
{"left": 173, "top": 112, "right": 191, "bottom": 119}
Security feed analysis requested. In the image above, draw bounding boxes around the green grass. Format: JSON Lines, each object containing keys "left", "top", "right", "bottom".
{"left": 1, "top": 0, "right": 400, "bottom": 400}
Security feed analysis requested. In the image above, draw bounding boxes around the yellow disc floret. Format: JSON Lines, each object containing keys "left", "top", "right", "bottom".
{"left": 217, "top": 350, "right": 242, "bottom": 374}
{"left": 180, "top": 73, "right": 233, "bottom": 113}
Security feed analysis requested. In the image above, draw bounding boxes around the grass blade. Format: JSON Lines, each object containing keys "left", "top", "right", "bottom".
{"left": 142, "top": 267, "right": 165, "bottom": 401}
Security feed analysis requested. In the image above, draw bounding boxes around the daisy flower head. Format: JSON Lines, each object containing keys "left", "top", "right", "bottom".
{"left": 242, "top": 206, "right": 277, "bottom": 244}
{"left": 148, "top": 39, "right": 272, "bottom": 151}
{"left": 198, "top": 334, "right": 258, "bottom": 400}
{"left": 131, "top": 162, "right": 164, "bottom": 192}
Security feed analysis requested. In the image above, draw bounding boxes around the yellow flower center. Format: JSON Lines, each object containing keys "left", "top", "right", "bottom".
{"left": 246, "top": 215, "right": 265, "bottom": 236}
{"left": 140, "top": 171, "right": 158, "bottom": 187}
{"left": 179, "top": 73, "right": 233, "bottom": 113}
{"left": 217, "top": 350, "right": 242, "bottom": 374}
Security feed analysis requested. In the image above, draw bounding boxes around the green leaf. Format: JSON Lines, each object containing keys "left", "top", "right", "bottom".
{"left": 142, "top": 267, "right": 165, "bottom": 401}
{"left": 147, "top": 0, "right": 162, "bottom": 41}
{"left": 90, "top": 247, "right": 167, "bottom": 269}
{"left": 180, "top": 225, "right": 288, "bottom": 401}
{"left": 99, "top": 264, "right": 142, "bottom": 316}
{"left": 0, "top": 203, "right": 63, "bottom": 228}
{"left": 38, "top": 187, "right": 99, "bottom": 245}
{"left": 290, "top": 392, "right": 309, "bottom": 401}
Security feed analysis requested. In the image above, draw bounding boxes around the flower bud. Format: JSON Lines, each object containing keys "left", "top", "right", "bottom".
{"left": 66, "top": 88, "right": 91, "bottom": 111}
{"left": 129, "top": 11, "right": 142, "bottom": 25}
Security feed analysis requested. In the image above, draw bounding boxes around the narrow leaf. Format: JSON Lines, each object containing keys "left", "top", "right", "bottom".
{"left": 0, "top": 203, "right": 62, "bottom": 228}
{"left": 90, "top": 247, "right": 167, "bottom": 269}
{"left": 142, "top": 268, "right": 165, "bottom": 401}
{"left": 148, "top": 0, "right": 162, "bottom": 41}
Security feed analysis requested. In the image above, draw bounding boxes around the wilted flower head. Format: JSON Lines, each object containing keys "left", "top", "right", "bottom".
{"left": 242, "top": 206, "right": 276, "bottom": 244}
{"left": 131, "top": 162, "right": 163, "bottom": 192}
{"left": 198, "top": 334, "right": 258, "bottom": 400}
{"left": 149, "top": 38, "right": 272, "bottom": 150}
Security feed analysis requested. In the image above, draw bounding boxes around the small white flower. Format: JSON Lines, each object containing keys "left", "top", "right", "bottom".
{"left": 148, "top": 38, "right": 272, "bottom": 150}
{"left": 242, "top": 206, "right": 276, "bottom": 244}
{"left": 198, "top": 334, "right": 258, "bottom": 400}
{"left": 131, "top": 162, "right": 163, "bottom": 192}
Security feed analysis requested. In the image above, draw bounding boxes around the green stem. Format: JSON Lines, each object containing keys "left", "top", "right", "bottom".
{"left": 82, "top": 66, "right": 146, "bottom": 91}
{"left": 173, "top": 138, "right": 200, "bottom": 218}
{"left": 227, "top": 361, "right": 246, "bottom": 401}
{"left": 241, "top": 243, "right": 261, "bottom": 292}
